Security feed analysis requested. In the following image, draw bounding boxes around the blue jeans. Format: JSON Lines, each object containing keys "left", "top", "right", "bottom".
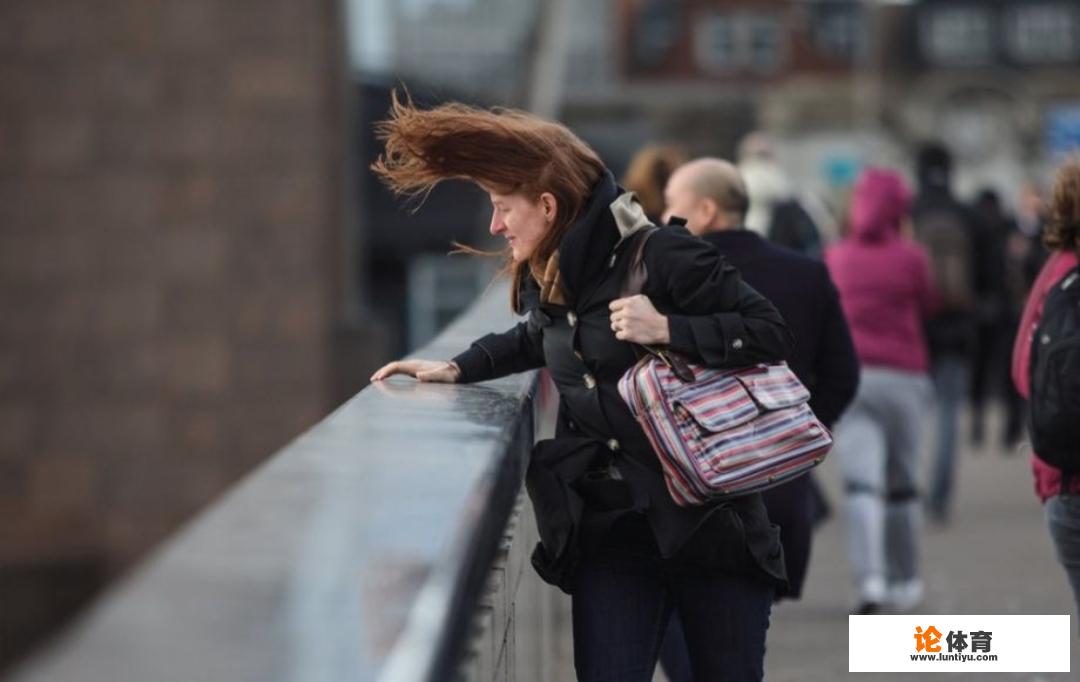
{"left": 929, "top": 355, "right": 969, "bottom": 519}
{"left": 571, "top": 533, "right": 773, "bottom": 682}
{"left": 1045, "top": 494, "right": 1080, "bottom": 634}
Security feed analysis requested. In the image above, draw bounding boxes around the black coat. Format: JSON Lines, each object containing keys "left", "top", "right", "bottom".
{"left": 703, "top": 229, "right": 859, "bottom": 598}
{"left": 453, "top": 171, "right": 794, "bottom": 592}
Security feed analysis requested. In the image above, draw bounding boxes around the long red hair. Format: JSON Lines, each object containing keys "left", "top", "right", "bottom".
{"left": 372, "top": 90, "right": 604, "bottom": 291}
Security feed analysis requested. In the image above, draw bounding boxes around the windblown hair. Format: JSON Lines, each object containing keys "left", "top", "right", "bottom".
{"left": 371, "top": 90, "right": 605, "bottom": 287}
{"left": 621, "top": 144, "right": 686, "bottom": 220}
{"left": 1045, "top": 155, "right": 1080, "bottom": 254}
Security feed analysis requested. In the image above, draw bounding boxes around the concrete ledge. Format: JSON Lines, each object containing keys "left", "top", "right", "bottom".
{"left": 12, "top": 282, "right": 560, "bottom": 682}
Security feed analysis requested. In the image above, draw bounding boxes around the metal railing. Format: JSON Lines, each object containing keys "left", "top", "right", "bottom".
{"left": 11, "top": 282, "right": 564, "bottom": 682}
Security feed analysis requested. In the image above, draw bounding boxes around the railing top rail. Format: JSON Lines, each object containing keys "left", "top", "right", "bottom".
{"left": 13, "top": 282, "right": 540, "bottom": 682}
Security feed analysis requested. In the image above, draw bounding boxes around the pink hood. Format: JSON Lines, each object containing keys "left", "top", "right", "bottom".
{"left": 848, "top": 168, "right": 911, "bottom": 242}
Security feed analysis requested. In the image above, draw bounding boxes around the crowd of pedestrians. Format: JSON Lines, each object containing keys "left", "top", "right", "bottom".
{"left": 368, "top": 91, "right": 1079, "bottom": 680}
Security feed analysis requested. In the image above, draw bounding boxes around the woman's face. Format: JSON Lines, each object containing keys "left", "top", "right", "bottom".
{"left": 488, "top": 191, "right": 555, "bottom": 262}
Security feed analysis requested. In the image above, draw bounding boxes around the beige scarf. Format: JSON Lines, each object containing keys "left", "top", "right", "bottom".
{"left": 510, "top": 250, "right": 566, "bottom": 313}
{"left": 531, "top": 251, "right": 566, "bottom": 306}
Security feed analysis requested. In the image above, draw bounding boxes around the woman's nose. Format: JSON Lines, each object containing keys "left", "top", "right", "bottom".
{"left": 489, "top": 211, "right": 504, "bottom": 236}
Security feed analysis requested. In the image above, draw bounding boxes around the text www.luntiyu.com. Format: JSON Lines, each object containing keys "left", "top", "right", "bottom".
{"left": 909, "top": 653, "right": 1000, "bottom": 662}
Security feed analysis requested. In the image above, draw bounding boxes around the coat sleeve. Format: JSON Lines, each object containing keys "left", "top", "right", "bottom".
{"left": 913, "top": 245, "right": 941, "bottom": 318}
{"left": 808, "top": 265, "right": 860, "bottom": 428}
{"left": 451, "top": 312, "right": 546, "bottom": 383}
{"left": 642, "top": 227, "right": 795, "bottom": 367}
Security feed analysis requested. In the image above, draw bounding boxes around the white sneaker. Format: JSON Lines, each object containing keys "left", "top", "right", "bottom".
{"left": 855, "top": 576, "right": 887, "bottom": 613}
{"left": 888, "top": 579, "right": 925, "bottom": 612}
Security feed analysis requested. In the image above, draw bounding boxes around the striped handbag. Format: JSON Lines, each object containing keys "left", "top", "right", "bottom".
{"left": 615, "top": 225, "right": 831, "bottom": 506}
{"left": 617, "top": 356, "right": 832, "bottom": 506}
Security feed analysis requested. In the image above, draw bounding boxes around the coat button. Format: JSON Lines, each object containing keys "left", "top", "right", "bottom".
{"left": 731, "top": 338, "right": 744, "bottom": 350}
{"left": 608, "top": 253, "right": 618, "bottom": 268}
{"left": 567, "top": 311, "right": 577, "bottom": 327}
{"left": 583, "top": 373, "right": 597, "bottom": 389}
{"left": 606, "top": 438, "right": 620, "bottom": 451}
{"left": 574, "top": 350, "right": 584, "bottom": 361}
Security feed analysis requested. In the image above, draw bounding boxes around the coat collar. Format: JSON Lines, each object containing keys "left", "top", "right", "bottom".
{"left": 556, "top": 169, "right": 652, "bottom": 304}
{"left": 702, "top": 227, "right": 763, "bottom": 254}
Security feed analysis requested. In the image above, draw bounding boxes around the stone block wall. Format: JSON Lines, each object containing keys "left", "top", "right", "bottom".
{"left": 0, "top": 0, "right": 363, "bottom": 664}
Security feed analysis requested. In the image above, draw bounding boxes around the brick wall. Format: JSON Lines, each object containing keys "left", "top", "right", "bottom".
{"left": 0, "top": 0, "right": 359, "bottom": 655}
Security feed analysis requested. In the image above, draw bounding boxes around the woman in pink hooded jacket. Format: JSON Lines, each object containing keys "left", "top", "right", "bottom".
{"left": 825, "top": 168, "right": 939, "bottom": 613}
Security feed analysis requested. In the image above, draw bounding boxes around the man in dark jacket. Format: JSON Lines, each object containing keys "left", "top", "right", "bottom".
{"left": 654, "top": 158, "right": 859, "bottom": 681}
{"left": 663, "top": 157, "right": 860, "bottom": 596}
{"left": 911, "top": 144, "right": 994, "bottom": 522}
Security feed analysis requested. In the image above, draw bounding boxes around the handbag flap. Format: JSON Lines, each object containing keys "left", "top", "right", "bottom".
{"left": 672, "top": 374, "right": 759, "bottom": 432}
{"left": 734, "top": 364, "right": 810, "bottom": 410}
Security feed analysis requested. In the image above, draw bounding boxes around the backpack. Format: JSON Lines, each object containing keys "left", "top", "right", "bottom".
{"left": 768, "top": 199, "right": 822, "bottom": 258}
{"left": 912, "top": 206, "right": 976, "bottom": 310}
{"left": 1029, "top": 266, "right": 1080, "bottom": 471}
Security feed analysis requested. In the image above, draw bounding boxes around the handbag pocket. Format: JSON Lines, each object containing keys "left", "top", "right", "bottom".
{"left": 735, "top": 364, "right": 811, "bottom": 409}
{"left": 671, "top": 374, "right": 760, "bottom": 432}
{"left": 694, "top": 404, "right": 830, "bottom": 483}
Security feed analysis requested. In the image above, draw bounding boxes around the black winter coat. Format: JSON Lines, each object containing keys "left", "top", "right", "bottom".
{"left": 703, "top": 229, "right": 859, "bottom": 598}
{"left": 703, "top": 230, "right": 858, "bottom": 428}
{"left": 452, "top": 171, "right": 794, "bottom": 592}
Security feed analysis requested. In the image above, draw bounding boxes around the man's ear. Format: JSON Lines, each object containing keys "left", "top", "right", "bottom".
{"left": 540, "top": 192, "right": 558, "bottom": 222}
{"left": 699, "top": 197, "right": 719, "bottom": 226}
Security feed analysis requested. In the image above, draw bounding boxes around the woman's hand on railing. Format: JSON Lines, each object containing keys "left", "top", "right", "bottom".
{"left": 370, "top": 359, "right": 462, "bottom": 383}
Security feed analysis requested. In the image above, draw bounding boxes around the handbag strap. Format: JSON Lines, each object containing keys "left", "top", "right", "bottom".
{"left": 619, "top": 227, "right": 696, "bottom": 383}
{"left": 620, "top": 226, "right": 659, "bottom": 299}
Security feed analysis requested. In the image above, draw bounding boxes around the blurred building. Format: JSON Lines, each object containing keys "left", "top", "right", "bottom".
{"left": 349, "top": 0, "right": 1080, "bottom": 215}
{"left": 0, "top": 0, "right": 384, "bottom": 669}
{"left": 602, "top": 0, "right": 1080, "bottom": 200}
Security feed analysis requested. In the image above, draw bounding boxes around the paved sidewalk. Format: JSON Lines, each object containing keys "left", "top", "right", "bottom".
{"left": 765, "top": 406, "right": 1079, "bottom": 681}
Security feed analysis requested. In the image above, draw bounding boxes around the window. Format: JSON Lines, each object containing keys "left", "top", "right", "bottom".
{"left": 748, "top": 16, "right": 782, "bottom": 70}
{"left": 813, "top": 4, "right": 861, "bottom": 61}
{"left": 695, "top": 13, "right": 786, "bottom": 74}
{"left": 1006, "top": 3, "right": 1079, "bottom": 63}
{"left": 920, "top": 6, "right": 994, "bottom": 66}
{"left": 633, "top": 0, "right": 681, "bottom": 70}
{"left": 696, "top": 15, "right": 738, "bottom": 70}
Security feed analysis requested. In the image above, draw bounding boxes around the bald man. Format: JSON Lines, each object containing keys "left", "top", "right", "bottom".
{"left": 662, "top": 158, "right": 860, "bottom": 601}
{"left": 662, "top": 158, "right": 749, "bottom": 236}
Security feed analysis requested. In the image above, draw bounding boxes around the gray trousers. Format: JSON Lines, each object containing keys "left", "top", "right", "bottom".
{"left": 1045, "top": 494, "right": 1080, "bottom": 633}
{"left": 834, "top": 367, "right": 932, "bottom": 587}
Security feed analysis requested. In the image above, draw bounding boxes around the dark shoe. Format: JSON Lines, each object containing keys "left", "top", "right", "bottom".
{"left": 927, "top": 509, "right": 950, "bottom": 528}
{"left": 1002, "top": 424, "right": 1023, "bottom": 452}
{"left": 855, "top": 601, "right": 881, "bottom": 615}
{"left": 971, "top": 416, "right": 985, "bottom": 448}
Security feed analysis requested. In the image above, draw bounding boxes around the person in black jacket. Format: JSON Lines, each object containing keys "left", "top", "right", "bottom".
{"left": 664, "top": 157, "right": 860, "bottom": 595}
{"left": 370, "top": 94, "right": 793, "bottom": 681}
{"left": 911, "top": 144, "right": 995, "bottom": 522}
{"left": 652, "top": 158, "right": 859, "bottom": 680}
